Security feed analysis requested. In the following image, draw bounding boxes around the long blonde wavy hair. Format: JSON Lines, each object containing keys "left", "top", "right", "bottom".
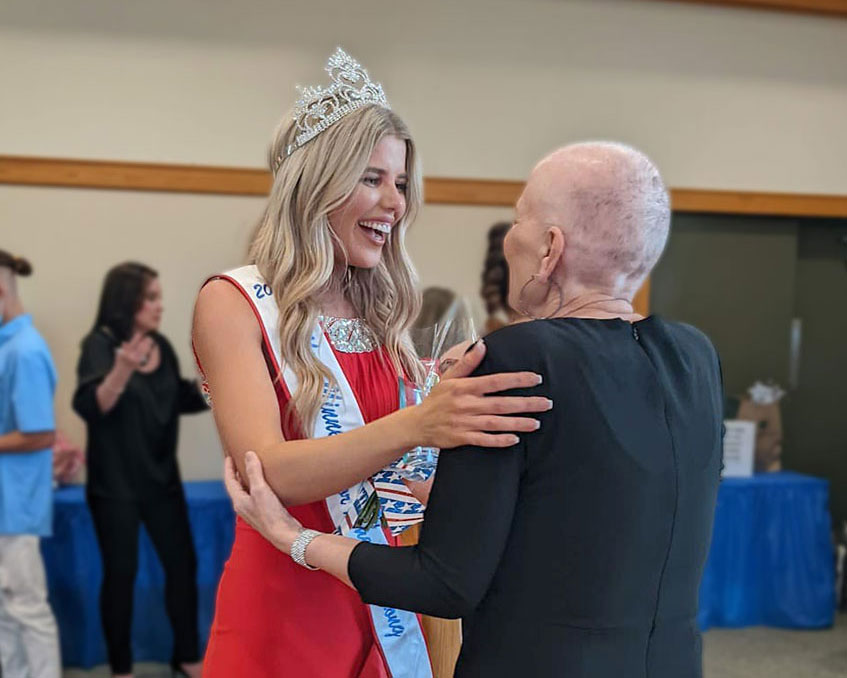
{"left": 249, "top": 105, "right": 424, "bottom": 434}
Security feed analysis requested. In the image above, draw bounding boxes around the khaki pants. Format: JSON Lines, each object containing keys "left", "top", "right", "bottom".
{"left": 0, "top": 536, "right": 61, "bottom": 678}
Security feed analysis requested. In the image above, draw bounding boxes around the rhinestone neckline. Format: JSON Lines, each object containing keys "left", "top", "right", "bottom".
{"left": 319, "top": 316, "right": 378, "bottom": 353}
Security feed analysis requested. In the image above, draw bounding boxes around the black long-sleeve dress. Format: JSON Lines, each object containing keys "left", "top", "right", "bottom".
{"left": 73, "top": 328, "right": 208, "bottom": 500}
{"left": 72, "top": 328, "right": 208, "bottom": 673}
{"left": 349, "top": 316, "right": 723, "bottom": 678}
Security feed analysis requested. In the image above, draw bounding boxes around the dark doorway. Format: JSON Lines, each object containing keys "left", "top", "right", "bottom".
{"left": 783, "top": 219, "right": 847, "bottom": 530}
{"left": 651, "top": 213, "right": 847, "bottom": 529}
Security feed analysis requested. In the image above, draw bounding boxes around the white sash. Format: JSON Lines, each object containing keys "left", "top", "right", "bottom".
{"left": 218, "top": 265, "right": 432, "bottom": 678}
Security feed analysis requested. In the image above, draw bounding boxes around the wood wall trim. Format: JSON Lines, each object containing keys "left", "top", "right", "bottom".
{"left": 661, "top": 0, "right": 847, "bottom": 18}
{"left": 670, "top": 189, "right": 847, "bottom": 218}
{"left": 2, "top": 155, "right": 847, "bottom": 218}
{"left": 424, "top": 177, "right": 523, "bottom": 206}
{"left": 0, "top": 155, "right": 272, "bottom": 196}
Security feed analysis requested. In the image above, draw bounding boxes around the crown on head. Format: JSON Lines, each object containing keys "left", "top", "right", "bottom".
{"left": 275, "top": 47, "right": 390, "bottom": 170}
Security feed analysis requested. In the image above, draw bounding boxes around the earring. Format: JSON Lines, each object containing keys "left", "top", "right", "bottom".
{"left": 516, "top": 274, "right": 564, "bottom": 320}
{"left": 343, "top": 266, "right": 353, "bottom": 289}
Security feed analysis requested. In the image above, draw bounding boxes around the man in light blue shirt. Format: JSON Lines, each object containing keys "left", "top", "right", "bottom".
{"left": 0, "top": 251, "right": 61, "bottom": 678}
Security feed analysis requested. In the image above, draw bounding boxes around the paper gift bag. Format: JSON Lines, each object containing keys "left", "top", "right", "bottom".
{"left": 734, "top": 382, "right": 785, "bottom": 473}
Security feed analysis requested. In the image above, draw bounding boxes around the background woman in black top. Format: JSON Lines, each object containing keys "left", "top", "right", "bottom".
{"left": 72, "top": 262, "right": 207, "bottom": 678}
{"left": 223, "top": 142, "right": 724, "bottom": 678}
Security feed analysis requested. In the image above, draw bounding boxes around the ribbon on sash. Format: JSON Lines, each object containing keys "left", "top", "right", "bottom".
{"left": 217, "top": 265, "right": 432, "bottom": 678}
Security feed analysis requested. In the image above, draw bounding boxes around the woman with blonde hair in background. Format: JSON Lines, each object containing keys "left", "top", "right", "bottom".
{"left": 192, "top": 48, "right": 549, "bottom": 677}
{"left": 411, "top": 287, "right": 476, "bottom": 363}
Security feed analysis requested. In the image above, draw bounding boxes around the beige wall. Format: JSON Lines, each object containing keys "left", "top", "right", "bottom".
{"left": 2, "top": 0, "right": 845, "bottom": 479}
{"left": 1, "top": 0, "right": 846, "bottom": 191}
{"left": 2, "top": 185, "right": 262, "bottom": 479}
{"left": 1, "top": 183, "right": 511, "bottom": 480}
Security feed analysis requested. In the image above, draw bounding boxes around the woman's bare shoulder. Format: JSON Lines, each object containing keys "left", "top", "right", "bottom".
{"left": 193, "top": 278, "right": 259, "bottom": 341}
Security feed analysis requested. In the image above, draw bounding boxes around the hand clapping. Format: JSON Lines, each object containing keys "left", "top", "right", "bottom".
{"left": 116, "top": 332, "right": 155, "bottom": 371}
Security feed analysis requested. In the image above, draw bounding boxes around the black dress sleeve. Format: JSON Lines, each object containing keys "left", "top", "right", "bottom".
{"left": 348, "top": 351, "right": 527, "bottom": 619}
{"left": 158, "top": 335, "right": 209, "bottom": 414}
{"left": 178, "top": 378, "right": 209, "bottom": 414}
{"left": 72, "top": 331, "right": 116, "bottom": 423}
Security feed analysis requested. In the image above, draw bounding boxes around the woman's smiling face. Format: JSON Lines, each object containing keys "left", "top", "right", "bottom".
{"left": 328, "top": 135, "right": 408, "bottom": 269}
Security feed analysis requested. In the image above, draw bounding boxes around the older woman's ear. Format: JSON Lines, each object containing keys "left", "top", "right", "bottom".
{"left": 537, "top": 226, "right": 566, "bottom": 282}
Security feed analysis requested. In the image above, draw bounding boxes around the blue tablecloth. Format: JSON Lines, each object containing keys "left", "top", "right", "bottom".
{"left": 42, "top": 481, "right": 234, "bottom": 669}
{"left": 698, "top": 471, "right": 835, "bottom": 630}
{"left": 43, "top": 473, "right": 835, "bottom": 667}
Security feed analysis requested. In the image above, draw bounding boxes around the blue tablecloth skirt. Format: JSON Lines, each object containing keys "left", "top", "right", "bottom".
{"left": 42, "top": 481, "right": 234, "bottom": 668}
{"left": 43, "top": 473, "right": 835, "bottom": 667}
{"left": 698, "top": 472, "right": 835, "bottom": 629}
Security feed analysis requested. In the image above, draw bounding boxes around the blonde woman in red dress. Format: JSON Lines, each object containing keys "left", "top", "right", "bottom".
{"left": 192, "top": 49, "right": 549, "bottom": 678}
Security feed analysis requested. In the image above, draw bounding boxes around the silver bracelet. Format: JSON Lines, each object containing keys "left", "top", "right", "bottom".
{"left": 290, "top": 528, "right": 322, "bottom": 570}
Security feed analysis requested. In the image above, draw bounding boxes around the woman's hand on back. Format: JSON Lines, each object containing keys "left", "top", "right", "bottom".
{"left": 414, "top": 340, "right": 551, "bottom": 450}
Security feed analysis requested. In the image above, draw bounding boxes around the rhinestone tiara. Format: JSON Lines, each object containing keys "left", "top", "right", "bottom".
{"left": 274, "top": 47, "right": 390, "bottom": 170}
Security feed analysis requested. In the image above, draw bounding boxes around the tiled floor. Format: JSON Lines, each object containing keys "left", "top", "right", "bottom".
{"left": 703, "top": 613, "right": 847, "bottom": 678}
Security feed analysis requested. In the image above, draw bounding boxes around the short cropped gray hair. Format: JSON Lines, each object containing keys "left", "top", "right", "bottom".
{"left": 554, "top": 141, "right": 670, "bottom": 295}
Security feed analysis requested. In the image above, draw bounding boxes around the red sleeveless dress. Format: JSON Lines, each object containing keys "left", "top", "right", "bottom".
{"left": 202, "top": 331, "right": 405, "bottom": 677}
